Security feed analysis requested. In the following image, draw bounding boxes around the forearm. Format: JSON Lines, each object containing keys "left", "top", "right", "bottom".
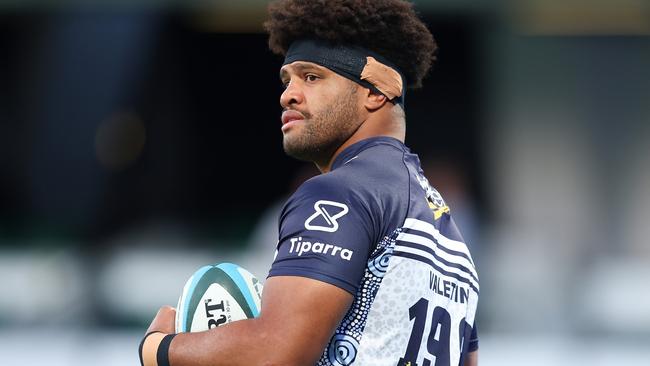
{"left": 463, "top": 350, "right": 478, "bottom": 366}
{"left": 142, "top": 277, "right": 352, "bottom": 366}
{"left": 169, "top": 317, "right": 308, "bottom": 366}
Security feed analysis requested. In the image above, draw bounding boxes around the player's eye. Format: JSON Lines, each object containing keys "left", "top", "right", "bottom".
{"left": 305, "top": 74, "right": 319, "bottom": 82}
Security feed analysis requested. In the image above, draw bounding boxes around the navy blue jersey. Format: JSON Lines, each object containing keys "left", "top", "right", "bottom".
{"left": 269, "top": 136, "right": 479, "bottom": 366}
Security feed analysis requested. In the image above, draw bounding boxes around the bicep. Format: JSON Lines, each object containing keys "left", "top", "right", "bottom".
{"left": 260, "top": 275, "right": 354, "bottom": 362}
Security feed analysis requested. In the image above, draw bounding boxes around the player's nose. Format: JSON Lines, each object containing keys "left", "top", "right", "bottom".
{"left": 280, "top": 80, "right": 304, "bottom": 108}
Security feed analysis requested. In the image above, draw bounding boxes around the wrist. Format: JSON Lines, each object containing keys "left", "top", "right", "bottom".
{"left": 139, "top": 331, "right": 178, "bottom": 366}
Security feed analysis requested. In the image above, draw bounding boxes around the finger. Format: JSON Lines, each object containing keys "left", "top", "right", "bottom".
{"left": 146, "top": 305, "right": 177, "bottom": 334}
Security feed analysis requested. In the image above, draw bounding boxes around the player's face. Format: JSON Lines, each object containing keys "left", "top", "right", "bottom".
{"left": 279, "top": 61, "right": 364, "bottom": 165}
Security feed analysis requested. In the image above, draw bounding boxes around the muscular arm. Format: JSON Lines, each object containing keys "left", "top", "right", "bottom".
{"left": 164, "top": 276, "right": 353, "bottom": 366}
{"left": 463, "top": 350, "right": 478, "bottom": 366}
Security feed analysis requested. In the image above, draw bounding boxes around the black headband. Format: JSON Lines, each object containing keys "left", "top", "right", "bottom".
{"left": 283, "top": 39, "right": 406, "bottom": 106}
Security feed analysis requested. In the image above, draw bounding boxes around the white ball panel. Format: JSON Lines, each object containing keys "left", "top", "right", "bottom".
{"left": 189, "top": 284, "right": 247, "bottom": 332}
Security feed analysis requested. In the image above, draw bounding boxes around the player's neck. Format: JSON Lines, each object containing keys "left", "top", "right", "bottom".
{"left": 316, "top": 105, "right": 405, "bottom": 173}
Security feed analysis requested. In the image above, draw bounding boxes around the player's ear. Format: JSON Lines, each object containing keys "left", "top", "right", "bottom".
{"left": 364, "top": 89, "right": 388, "bottom": 111}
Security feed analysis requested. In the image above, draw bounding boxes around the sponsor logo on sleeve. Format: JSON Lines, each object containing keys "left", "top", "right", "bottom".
{"left": 289, "top": 237, "right": 353, "bottom": 261}
{"left": 304, "top": 200, "right": 349, "bottom": 232}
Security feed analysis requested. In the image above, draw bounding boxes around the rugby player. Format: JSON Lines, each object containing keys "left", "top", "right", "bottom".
{"left": 140, "top": 1, "right": 479, "bottom": 365}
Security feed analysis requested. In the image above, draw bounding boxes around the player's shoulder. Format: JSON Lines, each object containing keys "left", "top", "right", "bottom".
{"left": 334, "top": 137, "right": 410, "bottom": 186}
{"left": 299, "top": 140, "right": 408, "bottom": 200}
{"left": 279, "top": 137, "right": 413, "bottom": 240}
{"left": 284, "top": 137, "right": 411, "bottom": 217}
{"left": 335, "top": 136, "right": 409, "bottom": 175}
{"left": 287, "top": 171, "right": 359, "bottom": 210}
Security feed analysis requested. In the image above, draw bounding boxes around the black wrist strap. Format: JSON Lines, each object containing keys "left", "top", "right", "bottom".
{"left": 157, "top": 333, "right": 178, "bottom": 366}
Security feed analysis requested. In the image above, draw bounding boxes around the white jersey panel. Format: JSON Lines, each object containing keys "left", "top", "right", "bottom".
{"left": 355, "top": 253, "right": 478, "bottom": 366}
{"left": 354, "top": 255, "right": 425, "bottom": 365}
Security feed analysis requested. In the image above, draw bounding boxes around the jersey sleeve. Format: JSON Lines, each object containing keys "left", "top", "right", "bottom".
{"left": 268, "top": 176, "right": 376, "bottom": 295}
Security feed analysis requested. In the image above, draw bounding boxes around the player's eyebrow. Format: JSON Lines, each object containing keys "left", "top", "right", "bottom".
{"left": 279, "top": 62, "right": 327, "bottom": 81}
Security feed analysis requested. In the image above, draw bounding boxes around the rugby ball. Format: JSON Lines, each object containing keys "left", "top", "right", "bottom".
{"left": 175, "top": 263, "right": 263, "bottom": 333}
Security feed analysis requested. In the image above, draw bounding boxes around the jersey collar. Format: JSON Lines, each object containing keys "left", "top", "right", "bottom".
{"left": 330, "top": 136, "right": 408, "bottom": 171}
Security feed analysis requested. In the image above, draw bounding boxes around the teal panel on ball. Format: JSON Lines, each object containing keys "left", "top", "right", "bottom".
{"left": 180, "top": 265, "right": 212, "bottom": 332}
{"left": 185, "top": 266, "right": 254, "bottom": 331}
{"left": 216, "top": 263, "right": 260, "bottom": 316}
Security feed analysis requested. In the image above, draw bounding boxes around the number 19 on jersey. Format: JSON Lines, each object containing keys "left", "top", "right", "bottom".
{"left": 397, "top": 297, "right": 474, "bottom": 366}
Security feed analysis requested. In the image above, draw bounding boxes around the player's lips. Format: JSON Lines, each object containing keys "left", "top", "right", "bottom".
{"left": 281, "top": 110, "right": 305, "bottom": 131}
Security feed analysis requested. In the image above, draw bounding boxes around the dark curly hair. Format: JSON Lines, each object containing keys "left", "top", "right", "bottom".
{"left": 264, "top": 0, "right": 437, "bottom": 88}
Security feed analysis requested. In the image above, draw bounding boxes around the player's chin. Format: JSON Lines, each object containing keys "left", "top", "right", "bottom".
{"left": 282, "top": 138, "right": 316, "bottom": 162}
{"left": 282, "top": 139, "right": 301, "bottom": 158}
{"left": 282, "top": 132, "right": 302, "bottom": 152}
